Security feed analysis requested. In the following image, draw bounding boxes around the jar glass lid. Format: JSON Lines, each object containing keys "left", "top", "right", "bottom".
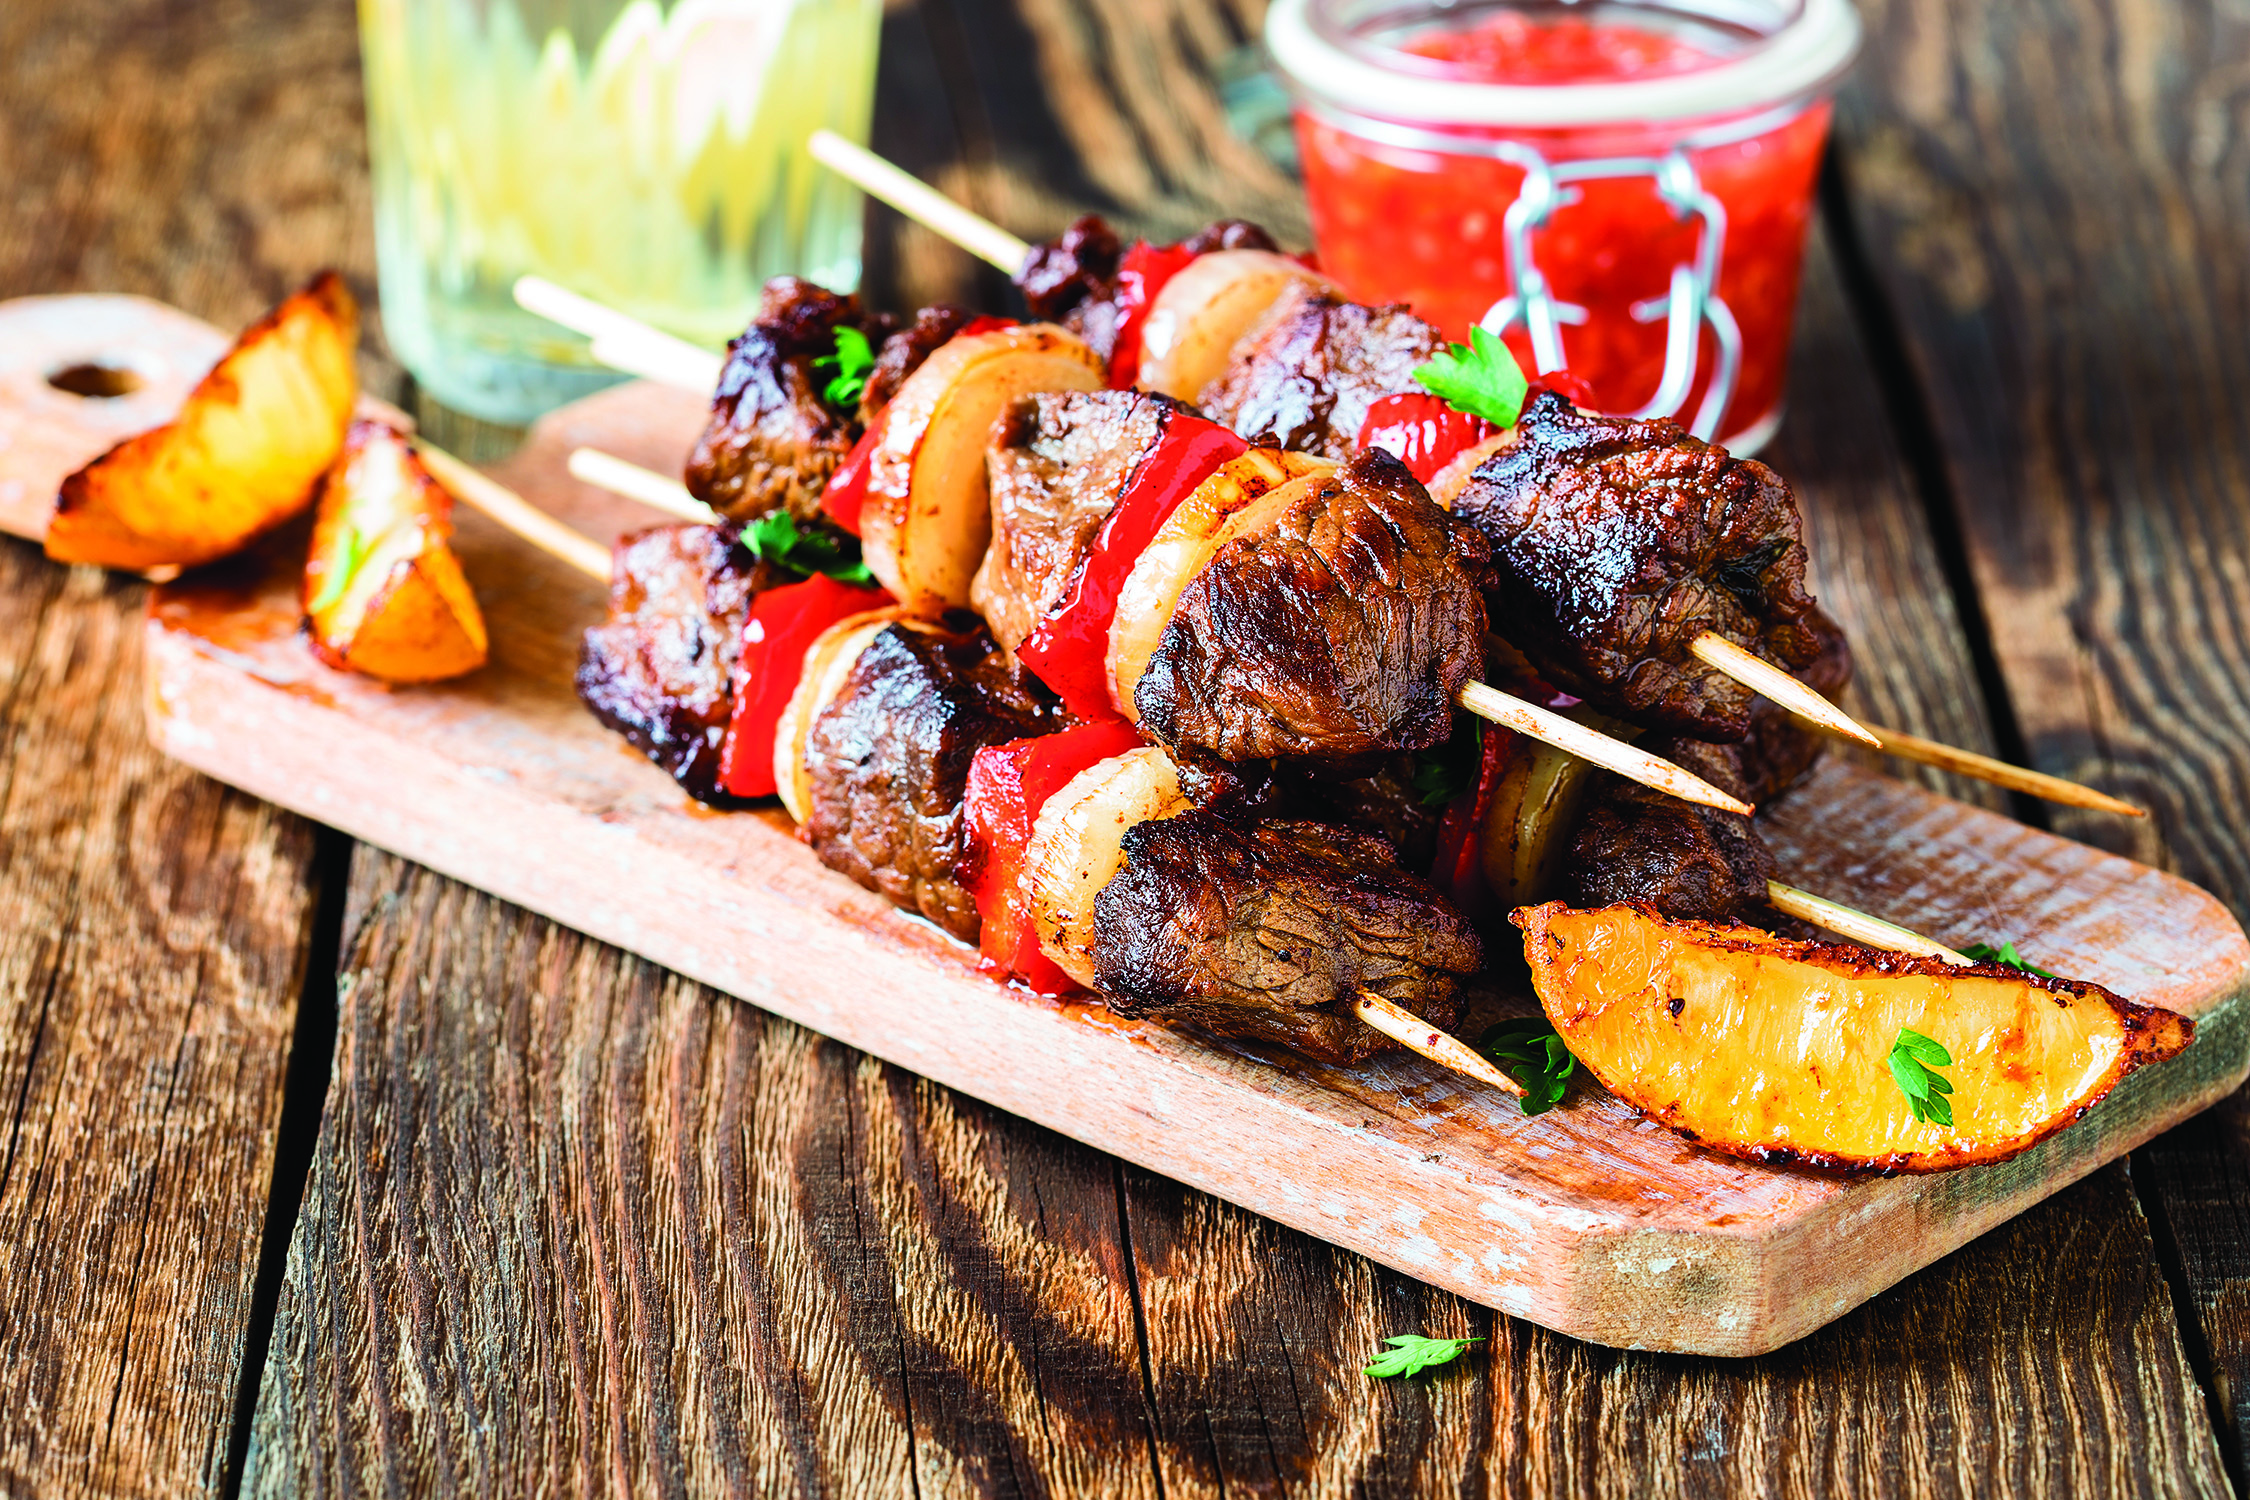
{"left": 1267, "top": 0, "right": 1862, "bottom": 127}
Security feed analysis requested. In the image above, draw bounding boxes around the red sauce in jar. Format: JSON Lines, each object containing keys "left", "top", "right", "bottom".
{"left": 1296, "top": 15, "right": 1830, "bottom": 445}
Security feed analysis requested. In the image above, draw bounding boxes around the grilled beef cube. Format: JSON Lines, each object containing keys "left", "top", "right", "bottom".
{"left": 1196, "top": 282, "right": 1448, "bottom": 459}
{"left": 857, "top": 303, "right": 978, "bottom": 423}
{"left": 1277, "top": 754, "right": 1445, "bottom": 875}
{"left": 685, "top": 278, "right": 892, "bottom": 524}
{"left": 1137, "top": 449, "right": 1490, "bottom": 764}
{"left": 804, "top": 619, "right": 1067, "bottom": 942}
{"left": 577, "top": 522, "right": 768, "bottom": 805}
{"left": 974, "top": 389, "right": 1187, "bottom": 653}
{"left": 1017, "top": 214, "right": 1281, "bottom": 365}
{"left": 1092, "top": 807, "right": 1481, "bottom": 1065}
{"left": 1562, "top": 780, "right": 1779, "bottom": 924}
{"left": 1453, "top": 390, "right": 1824, "bottom": 742}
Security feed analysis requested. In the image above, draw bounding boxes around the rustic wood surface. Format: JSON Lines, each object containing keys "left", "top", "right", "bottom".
{"left": 3, "top": 0, "right": 2248, "bottom": 1495}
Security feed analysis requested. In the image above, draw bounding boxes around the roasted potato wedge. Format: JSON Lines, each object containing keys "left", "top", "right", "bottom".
{"left": 1514, "top": 901, "right": 2194, "bottom": 1172}
{"left": 1025, "top": 746, "right": 1192, "bottom": 987}
{"left": 861, "top": 324, "right": 1106, "bottom": 616}
{"left": 302, "top": 421, "right": 486, "bottom": 683}
{"left": 47, "top": 271, "right": 358, "bottom": 571}
{"left": 1105, "top": 448, "right": 1333, "bottom": 718}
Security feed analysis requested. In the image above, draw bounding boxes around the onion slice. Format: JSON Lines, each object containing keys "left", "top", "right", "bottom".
{"left": 1135, "top": 250, "right": 1335, "bottom": 402}
{"left": 1023, "top": 747, "right": 1192, "bottom": 987}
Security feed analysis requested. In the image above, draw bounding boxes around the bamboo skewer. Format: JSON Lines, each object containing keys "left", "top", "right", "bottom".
{"left": 1846, "top": 721, "right": 2146, "bottom": 818}
{"left": 567, "top": 448, "right": 718, "bottom": 522}
{"left": 1457, "top": 681, "right": 1753, "bottom": 815}
{"left": 511, "top": 276, "right": 723, "bottom": 392}
{"left": 1766, "top": 881, "right": 1973, "bottom": 964}
{"left": 1354, "top": 989, "right": 1526, "bottom": 1096}
{"left": 415, "top": 441, "right": 611, "bottom": 583}
{"left": 808, "top": 130, "right": 1031, "bottom": 274}
{"left": 1690, "top": 630, "right": 1879, "bottom": 746}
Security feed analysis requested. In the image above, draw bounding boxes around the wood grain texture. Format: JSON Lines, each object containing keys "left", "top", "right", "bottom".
{"left": 1836, "top": 0, "right": 2250, "bottom": 1472}
{"left": 0, "top": 536, "right": 318, "bottom": 1497}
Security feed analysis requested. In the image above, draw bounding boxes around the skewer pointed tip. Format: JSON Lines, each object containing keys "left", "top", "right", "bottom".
{"left": 1691, "top": 630, "right": 1881, "bottom": 746}
{"left": 1855, "top": 721, "right": 2147, "bottom": 817}
{"left": 1457, "top": 681, "right": 1755, "bottom": 816}
{"left": 1766, "top": 880, "right": 1973, "bottom": 964}
{"left": 1353, "top": 990, "right": 1526, "bottom": 1096}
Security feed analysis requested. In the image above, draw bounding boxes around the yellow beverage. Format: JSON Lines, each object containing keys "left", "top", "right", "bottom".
{"left": 359, "top": 0, "right": 880, "bottom": 422}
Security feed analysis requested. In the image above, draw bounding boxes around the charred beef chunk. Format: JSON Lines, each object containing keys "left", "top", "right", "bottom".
{"left": 804, "top": 619, "right": 1067, "bottom": 942}
{"left": 1197, "top": 282, "right": 1448, "bottom": 459}
{"left": 1092, "top": 807, "right": 1481, "bottom": 1064}
{"left": 1562, "top": 780, "right": 1778, "bottom": 923}
{"left": 1136, "top": 448, "right": 1489, "bottom": 764}
{"left": 857, "top": 303, "right": 977, "bottom": 423}
{"left": 973, "top": 388, "right": 1186, "bottom": 653}
{"left": 685, "top": 278, "right": 893, "bottom": 524}
{"left": 1453, "top": 390, "right": 1823, "bottom": 741}
{"left": 1017, "top": 215, "right": 1279, "bottom": 366}
{"left": 1277, "top": 754, "right": 1445, "bottom": 875}
{"left": 577, "top": 522, "right": 768, "bottom": 805}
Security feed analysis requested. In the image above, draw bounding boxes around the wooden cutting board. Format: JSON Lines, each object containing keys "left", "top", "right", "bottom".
{"left": 8, "top": 294, "right": 2247, "bottom": 1356}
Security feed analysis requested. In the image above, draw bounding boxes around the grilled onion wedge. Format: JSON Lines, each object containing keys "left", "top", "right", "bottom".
{"left": 860, "top": 323, "right": 1105, "bottom": 616}
{"left": 1135, "top": 250, "right": 1336, "bottom": 402}
{"left": 1514, "top": 902, "right": 2194, "bottom": 1173}
{"left": 48, "top": 270, "right": 358, "bottom": 572}
{"left": 772, "top": 608, "right": 910, "bottom": 824}
{"left": 1024, "top": 746, "right": 1192, "bottom": 987}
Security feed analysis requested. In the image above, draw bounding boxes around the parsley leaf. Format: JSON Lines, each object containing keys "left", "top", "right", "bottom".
{"left": 1888, "top": 1026, "right": 1956, "bottom": 1128}
{"left": 1412, "top": 326, "right": 1529, "bottom": 428}
{"left": 307, "top": 524, "right": 374, "bottom": 614}
{"left": 1960, "top": 940, "right": 2057, "bottom": 978}
{"left": 1481, "top": 1017, "right": 1576, "bottom": 1115}
{"left": 744, "top": 509, "right": 875, "bottom": 586}
{"left": 1363, "top": 1334, "right": 1481, "bottom": 1379}
{"left": 813, "top": 326, "right": 876, "bottom": 409}
{"left": 1410, "top": 721, "right": 1483, "bottom": 807}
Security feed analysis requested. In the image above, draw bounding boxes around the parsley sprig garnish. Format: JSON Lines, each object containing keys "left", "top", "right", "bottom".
{"left": 744, "top": 510, "right": 875, "bottom": 586}
{"left": 1364, "top": 1334, "right": 1481, "bottom": 1379}
{"left": 1481, "top": 1018, "right": 1576, "bottom": 1115}
{"left": 814, "top": 326, "right": 875, "bottom": 409}
{"left": 1888, "top": 1027, "right": 1956, "bottom": 1127}
{"left": 1961, "top": 939, "right": 2057, "bottom": 978}
{"left": 1410, "top": 721, "right": 1483, "bottom": 807}
{"left": 1412, "top": 326, "right": 1529, "bottom": 429}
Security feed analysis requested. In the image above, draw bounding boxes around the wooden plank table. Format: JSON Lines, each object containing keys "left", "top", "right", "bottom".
{"left": 2, "top": 0, "right": 2246, "bottom": 1492}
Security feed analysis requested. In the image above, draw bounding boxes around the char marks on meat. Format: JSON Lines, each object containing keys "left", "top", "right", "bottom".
{"left": 1454, "top": 390, "right": 1822, "bottom": 741}
{"left": 577, "top": 522, "right": 768, "bottom": 805}
{"left": 1136, "top": 449, "right": 1489, "bottom": 764}
{"left": 974, "top": 389, "right": 1183, "bottom": 654}
{"left": 1092, "top": 807, "right": 1481, "bottom": 1064}
{"left": 804, "top": 618, "right": 1067, "bottom": 941}
{"left": 1016, "top": 214, "right": 1280, "bottom": 365}
{"left": 1197, "top": 281, "right": 1448, "bottom": 459}
{"left": 685, "top": 278, "right": 890, "bottom": 523}
{"left": 1279, "top": 754, "right": 1444, "bottom": 874}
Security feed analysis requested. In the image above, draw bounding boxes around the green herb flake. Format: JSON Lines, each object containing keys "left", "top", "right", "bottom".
{"left": 307, "top": 524, "right": 374, "bottom": 615}
{"left": 1960, "top": 940, "right": 2057, "bottom": 978}
{"left": 1481, "top": 1017, "right": 1576, "bottom": 1116}
{"left": 1888, "top": 1026, "right": 1956, "bottom": 1128}
{"left": 744, "top": 508, "right": 875, "bottom": 586}
{"left": 1411, "top": 325, "right": 1530, "bottom": 428}
{"left": 1363, "top": 1333, "right": 1482, "bottom": 1379}
{"left": 1409, "top": 720, "right": 1483, "bottom": 807}
{"left": 814, "top": 325, "right": 876, "bottom": 410}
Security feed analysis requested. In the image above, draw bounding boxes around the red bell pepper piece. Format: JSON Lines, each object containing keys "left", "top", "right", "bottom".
{"left": 1429, "top": 723, "right": 1514, "bottom": 918}
{"left": 821, "top": 413, "right": 884, "bottom": 536}
{"left": 1528, "top": 369, "right": 1600, "bottom": 409}
{"left": 1356, "top": 392, "right": 1500, "bottom": 484}
{"left": 958, "top": 314, "right": 1019, "bottom": 338}
{"left": 1107, "top": 240, "right": 1199, "bottom": 389}
{"left": 963, "top": 718, "right": 1148, "bottom": 994}
{"left": 1015, "top": 412, "right": 1248, "bottom": 720}
{"left": 718, "top": 573, "right": 895, "bottom": 798}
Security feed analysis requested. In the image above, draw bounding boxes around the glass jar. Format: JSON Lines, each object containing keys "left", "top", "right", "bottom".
{"left": 1267, "top": 0, "right": 1859, "bottom": 452}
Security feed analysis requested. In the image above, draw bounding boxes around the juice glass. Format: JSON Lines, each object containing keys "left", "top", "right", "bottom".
{"left": 1267, "top": 0, "right": 1859, "bottom": 451}
{"left": 360, "top": 0, "right": 881, "bottom": 424}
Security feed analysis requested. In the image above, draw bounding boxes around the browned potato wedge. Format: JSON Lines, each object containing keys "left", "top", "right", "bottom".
{"left": 861, "top": 324, "right": 1105, "bottom": 616}
{"left": 47, "top": 271, "right": 358, "bottom": 571}
{"left": 302, "top": 421, "right": 486, "bottom": 683}
{"left": 1104, "top": 448, "right": 1334, "bottom": 718}
{"left": 1025, "top": 746, "right": 1192, "bottom": 987}
{"left": 1514, "top": 901, "right": 2194, "bottom": 1172}
{"left": 1136, "top": 250, "right": 1336, "bottom": 402}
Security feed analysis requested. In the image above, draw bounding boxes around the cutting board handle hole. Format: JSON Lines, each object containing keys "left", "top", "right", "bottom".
{"left": 47, "top": 362, "right": 144, "bottom": 398}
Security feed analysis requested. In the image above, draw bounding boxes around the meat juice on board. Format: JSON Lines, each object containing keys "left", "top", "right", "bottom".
{"left": 1271, "top": 0, "right": 1860, "bottom": 450}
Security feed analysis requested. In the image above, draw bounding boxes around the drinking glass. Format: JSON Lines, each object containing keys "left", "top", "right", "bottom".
{"left": 359, "top": 0, "right": 881, "bottom": 424}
